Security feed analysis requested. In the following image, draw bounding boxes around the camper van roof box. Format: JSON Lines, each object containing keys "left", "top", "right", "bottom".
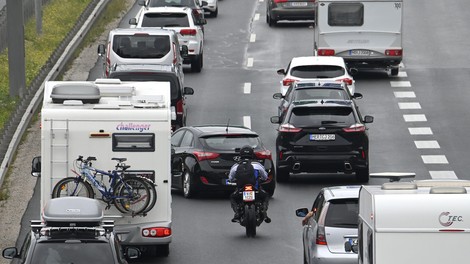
{"left": 51, "top": 83, "right": 100, "bottom": 104}
{"left": 381, "top": 182, "right": 417, "bottom": 190}
{"left": 370, "top": 172, "right": 416, "bottom": 182}
{"left": 430, "top": 186, "right": 467, "bottom": 194}
{"left": 42, "top": 197, "right": 103, "bottom": 227}
{"left": 415, "top": 179, "right": 470, "bottom": 188}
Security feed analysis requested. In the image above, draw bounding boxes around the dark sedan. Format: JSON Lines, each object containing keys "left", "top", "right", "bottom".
{"left": 266, "top": 0, "right": 315, "bottom": 27}
{"left": 171, "top": 125, "right": 276, "bottom": 198}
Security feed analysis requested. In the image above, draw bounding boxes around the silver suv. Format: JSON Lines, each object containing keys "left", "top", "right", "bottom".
{"left": 296, "top": 186, "right": 360, "bottom": 264}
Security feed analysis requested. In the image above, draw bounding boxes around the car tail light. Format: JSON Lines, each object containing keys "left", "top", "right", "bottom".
{"left": 176, "top": 99, "right": 183, "bottom": 115}
{"left": 173, "top": 42, "right": 177, "bottom": 64}
{"left": 361, "top": 149, "right": 366, "bottom": 159}
{"left": 316, "top": 225, "right": 327, "bottom": 245}
{"left": 279, "top": 124, "right": 302, "bottom": 133}
{"left": 193, "top": 151, "right": 220, "bottom": 161}
{"left": 279, "top": 151, "right": 283, "bottom": 160}
{"left": 385, "top": 49, "right": 402, "bottom": 56}
{"left": 142, "top": 227, "right": 171, "bottom": 237}
{"left": 317, "top": 49, "right": 335, "bottom": 56}
{"left": 274, "top": 0, "right": 288, "bottom": 3}
{"left": 244, "top": 185, "right": 254, "bottom": 191}
{"left": 255, "top": 150, "right": 272, "bottom": 160}
{"left": 180, "top": 29, "right": 197, "bottom": 36}
{"left": 282, "top": 78, "right": 296, "bottom": 86}
{"left": 343, "top": 124, "right": 366, "bottom": 132}
{"left": 337, "top": 78, "right": 353, "bottom": 85}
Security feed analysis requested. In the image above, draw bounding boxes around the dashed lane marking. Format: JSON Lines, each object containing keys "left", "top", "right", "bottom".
{"left": 390, "top": 81, "right": 411, "bottom": 87}
{"left": 398, "top": 102, "right": 421, "bottom": 109}
{"left": 254, "top": 13, "right": 260, "bottom": 21}
{"left": 250, "top": 34, "right": 256, "bottom": 43}
{"left": 408, "top": 127, "right": 433, "bottom": 135}
{"left": 391, "top": 71, "right": 408, "bottom": 78}
{"left": 429, "top": 171, "right": 458, "bottom": 179}
{"left": 403, "top": 114, "right": 427, "bottom": 122}
{"left": 421, "top": 155, "right": 449, "bottom": 164}
{"left": 247, "top": 58, "right": 254, "bottom": 67}
{"left": 414, "top": 140, "right": 440, "bottom": 149}
{"left": 244, "top": 82, "right": 251, "bottom": 94}
{"left": 394, "top": 91, "right": 416, "bottom": 98}
{"left": 243, "top": 116, "right": 251, "bottom": 129}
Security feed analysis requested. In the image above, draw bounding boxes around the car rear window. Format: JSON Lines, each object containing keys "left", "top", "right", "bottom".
{"left": 112, "top": 35, "right": 171, "bottom": 59}
{"left": 328, "top": 3, "right": 364, "bottom": 27}
{"left": 201, "top": 135, "right": 261, "bottom": 151}
{"left": 295, "top": 89, "right": 349, "bottom": 101}
{"left": 148, "top": 0, "right": 196, "bottom": 8}
{"left": 290, "top": 65, "right": 345, "bottom": 78}
{"left": 142, "top": 13, "right": 190, "bottom": 27}
{"left": 325, "top": 199, "right": 358, "bottom": 228}
{"left": 289, "top": 106, "right": 355, "bottom": 127}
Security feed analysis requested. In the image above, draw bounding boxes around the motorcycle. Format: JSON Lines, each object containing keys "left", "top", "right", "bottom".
{"left": 236, "top": 184, "right": 266, "bottom": 238}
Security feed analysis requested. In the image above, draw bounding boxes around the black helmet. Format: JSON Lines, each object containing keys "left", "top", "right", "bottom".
{"left": 239, "top": 145, "right": 254, "bottom": 159}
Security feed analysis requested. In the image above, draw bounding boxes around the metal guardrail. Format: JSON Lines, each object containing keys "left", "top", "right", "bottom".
{"left": 0, "top": 0, "right": 111, "bottom": 188}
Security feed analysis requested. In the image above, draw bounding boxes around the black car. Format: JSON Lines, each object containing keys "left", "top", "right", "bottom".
{"left": 171, "top": 125, "right": 276, "bottom": 198}
{"left": 2, "top": 197, "right": 140, "bottom": 264}
{"left": 273, "top": 81, "right": 363, "bottom": 120}
{"left": 266, "top": 0, "right": 315, "bottom": 27}
{"left": 108, "top": 64, "right": 194, "bottom": 130}
{"left": 271, "top": 100, "right": 373, "bottom": 182}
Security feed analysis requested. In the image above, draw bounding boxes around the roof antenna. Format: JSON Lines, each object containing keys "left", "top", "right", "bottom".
{"left": 226, "top": 119, "right": 230, "bottom": 133}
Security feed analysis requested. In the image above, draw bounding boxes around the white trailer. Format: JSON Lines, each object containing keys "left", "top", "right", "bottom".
{"left": 36, "top": 79, "right": 172, "bottom": 255}
{"left": 358, "top": 174, "right": 470, "bottom": 264}
{"left": 314, "top": 0, "right": 403, "bottom": 76}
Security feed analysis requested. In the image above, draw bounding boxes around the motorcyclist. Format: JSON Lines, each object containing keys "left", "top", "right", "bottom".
{"left": 228, "top": 145, "right": 271, "bottom": 223}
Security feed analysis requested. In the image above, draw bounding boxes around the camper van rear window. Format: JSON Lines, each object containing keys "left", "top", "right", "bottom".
{"left": 112, "top": 133, "right": 155, "bottom": 152}
{"left": 328, "top": 3, "right": 364, "bottom": 26}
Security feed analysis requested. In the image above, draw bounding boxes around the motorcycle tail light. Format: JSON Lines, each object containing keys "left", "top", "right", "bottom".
{"left": 244, "top": 185, "right": 253, "bottom": 191}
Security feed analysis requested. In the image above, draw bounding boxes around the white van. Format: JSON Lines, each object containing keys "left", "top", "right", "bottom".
{"left": 314, "top": 0, "right": 403, "bottom": 76}
{"left": 32, "top": 79, "right": 173, "bottom": 256}
{"left": 356, "top": 173, "right": 470, "bottom": 264}
{"left": 97, "top": 27, "right": 187, "bottom": 77}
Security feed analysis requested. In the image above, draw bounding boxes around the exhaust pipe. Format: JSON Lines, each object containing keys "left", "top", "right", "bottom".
{"left": 292, "top": 162, "right": 301, "bottom": 171}
{"left": 349, "top": 68, "right": 359, "bottom": 75}
{"left": 344, "top": 162, "right": 353, "bottom": 171}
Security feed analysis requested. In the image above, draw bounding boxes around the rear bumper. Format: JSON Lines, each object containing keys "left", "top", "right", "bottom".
{"left": 342, "top": 56, "right": 402, "bottom": 70}
{"left": 277, "top": 152, "right": 367, "bottom": 173}
{"left": 270, "top": 8, "right": 315, "bottom": 21}
{"left": 311, "top": 245, "right": 357, "bottom": 264}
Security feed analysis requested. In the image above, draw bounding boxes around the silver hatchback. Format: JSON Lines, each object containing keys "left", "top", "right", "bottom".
{"left": 296, "top": 186, "right": 359, "bottom": 264}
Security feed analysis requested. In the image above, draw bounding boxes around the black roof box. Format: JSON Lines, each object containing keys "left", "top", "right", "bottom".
{"left": 43, "top": 197, "right": 103, "bottom": 227}
{"left": 50, "top": 82, "right": 101, "bottom": 104}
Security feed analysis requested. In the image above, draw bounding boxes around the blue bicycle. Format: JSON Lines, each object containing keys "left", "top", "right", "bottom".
{"left": 52, "top": 155, "right": 154, "bottom": 216}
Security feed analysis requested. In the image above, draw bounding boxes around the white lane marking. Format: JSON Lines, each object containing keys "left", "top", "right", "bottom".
{"left": 250, "top": 34, "right": 256, "bottom": 43}
{"left": 243, "top": 116, "right": 251, "bottom": 129}
{"left": 390, "top": 81, "right": 411, "bottom": 87}
{"left": 398, "top": 102, "right": 421, "bottom": 109}
{"left": 429, "top": 171, "right": 458, "bottom": 179}
{"left": 409, "top": 127, "right": 433, "bottom": 135}
{"left": 254, "top": 13, "right": 260, "bottom": 21}
{"left": 394, "top": 91, "right": 416, "bottom": 98}
{"left": 391, "top": 71, "right": 408, "bottom": 78}
{"left": 421, "top": 155, "right": 448, "bottom": 164}
{"left": 403, "top": 114, "right": 427, "bottom": 122}
{"left": 414, "top": 140, "right": 440, "bottom": 149}
{"left": 244, "top": 82, "right": 251, "bottom": 94}
{"left": 247, "top": 58, "right": 254, "bottom": 67}
{"left": 259, "top": 0, "right": 264, "bottom": 2}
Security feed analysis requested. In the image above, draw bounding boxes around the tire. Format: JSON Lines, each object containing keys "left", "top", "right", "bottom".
{"left": 139, "top": 177, "right": 157, "bottom": 214}
{"left": 245, "top": 204, "right": 257, "bottom": 238}
{"left": 114, "top": 177, "right": 151, "bottom": 215}
{"left": 390, "top": 67, "right": 399, "bottom": 76}
{"left": 267, "top": 13, "right": 277, "bottom": 27}
{"left": 212, "top": 8, "right": 218, "bottom": 18}
{"left": 276, "top": 166, "right": 290, "bottom": 183}
{"left": 52, "top": 177, "right": 94, "bottom": 198}
{"left": 356, "top": 167, "right": 370, "bottom": 183}
{"left": 191, "top": 54, "right": 202, "bottom": 72}
{"left": 183, "top": 170, "right": 197, "bottom": 198}
{"left": 264, "top": 181, "right": 276, "bottom": 197}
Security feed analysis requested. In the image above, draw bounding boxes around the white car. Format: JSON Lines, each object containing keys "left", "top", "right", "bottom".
{"left": 203, "top": 0, "right": 218, "bottom": 17}
{"left": 277, "top": 56, "right": 356, "bottom": 96}
{"left": 130, "top": 6, "right": 206, "bottom": 72}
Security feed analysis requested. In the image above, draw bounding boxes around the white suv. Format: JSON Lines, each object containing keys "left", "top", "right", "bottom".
{"left": 130, "top": 7, "right": 206, "bottom": 72}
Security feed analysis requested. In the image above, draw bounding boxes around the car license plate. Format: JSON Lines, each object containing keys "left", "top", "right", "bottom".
{"left": 290, "top": 2, "right": 308, "bottom": 7}
{"left": 349, "top": 50, "right": 370, "bottom": 56}
{"left": 243, "top": 191, "right": 255, "bottom": 201}
{"left": 310, "top": 134, "right": 335, "bottom": 141}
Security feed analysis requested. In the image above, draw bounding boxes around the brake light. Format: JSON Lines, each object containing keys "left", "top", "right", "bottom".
{"left": 193, "top": 151, "right": 220, "bottom": 161}
{"left": 274, "top": 0, "right": 288, "bottom": 3}
{"left": 316, "top": 225, "right": 327, "bottom": 245}
{"left": 176, "top": 99, "right": 183, "bottom": 115}
{"left": 337, "top": 78, "right": 353, "bottom": 86}
{"left": 244, "top": 185, "right": 254, "bottom": 191}
{"left": 282, "top": 78, "right": 296, "bottom": 86}
{"left": 180, "top": 29, "right": 197, "bottom": 36}
{"left": 255, "top": 150, "right": 272, "bottom": 160}
{"left": 385, "top": 49, "right": 402, "bottom": 56}
{"left": 142, "top": 227, "right": 171, "bottom": 237}
{"left": 317, "top": 49, "right": 335, "bottom": 56}
{"left": 279, "top": 124, "right": 302, "bottom": 133}
{"left": 343, "top": 124, "right": 366, "bottom": 132}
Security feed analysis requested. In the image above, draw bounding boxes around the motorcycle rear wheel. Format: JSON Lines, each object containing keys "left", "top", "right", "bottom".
{"left": 245, "top": 204, "right": 257, "bottom": 238}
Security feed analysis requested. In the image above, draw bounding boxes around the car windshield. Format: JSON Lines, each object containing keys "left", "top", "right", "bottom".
{"left": 289, "top": 106, "right": 355, "bottom": 127}
{"left": 325, "top": 199, "right": 358, "bottom": 228}
{"left": 112, "top": 35, "right": 171, "bottom": 59}
{"left": 295, "top": 89, "right": 349, "bottom": 101}
{"left": 142, "top": 13, "right": 189, "bottom": 27}
{"left": 201, "top": 135, "right": 261, "bottom": 151}
{"left": 31, "top": 241, "right": 116, "bottom": 264}
{"left": 148, "top": 0, "right": 196, "bottom": 8}
{"left": 290, "top": 65, "right": 345, "bottom": 78}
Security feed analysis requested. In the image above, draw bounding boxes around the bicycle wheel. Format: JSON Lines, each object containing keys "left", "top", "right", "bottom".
{"left": 52, "top": 177, "right": 94, "bottom": 198}
{"left": 138, "top": 177, "right": 157, "bottom": 214}
{"left": 114, "top": 177, "right": 151, "bottom": 215}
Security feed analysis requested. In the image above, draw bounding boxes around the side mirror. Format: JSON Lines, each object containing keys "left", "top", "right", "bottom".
{"left": 273, "top": 93, "right": 283, "bottom": 100}
{"left": 180, "top": 45, "right": 189, "bottom": 58}
{"left": 125, "top": 247, "right": 141, "bottom": 260}
{"left": 344, "top": 240, "right": 358, "bottom": 254}
{"left": 31, "top": 156, "right": 41, "bottom": 177}
{"left": 295, "top": 208, "right": 309, "bottom": 217}
{"left": 196, "top": 19, "right": 207, "bottom": 26}
{"left": 129, "top": 17, "right": 137, "bottom": 26}
{"left": 2, "top": 247, "right": 19, "bottom": 259}
{"left": 201, "top": 1, "right": 208, "bottom": 6}
{"left": 270, "top": 116, "right": 280, "bottom": 124}
{"left": 97, "top": 44, "right": 105, "bottom": 57}
{"left": 137, "top": 0, "right": 146, "bottom": 6}
{"left": 363, "top": 115, "right": 374, "bottom": 123}
{"left": 277, "top": 69, "right": 286, "bottom": 75}
{"left": 183, "top": 87, "right": 194, "bottom": 95}
{"left": 353, "top": 92, "right": 363, "bottom": 99}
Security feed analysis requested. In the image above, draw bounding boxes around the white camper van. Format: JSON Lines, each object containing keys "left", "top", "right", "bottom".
{"left": 357, "top": 174, "right": 470, "bottom": 264}
{"left": 33, "top": 79, "right": 173, "bottom": 256}
{"left": 314, "top": 0, "right": 403, "bottom": 76}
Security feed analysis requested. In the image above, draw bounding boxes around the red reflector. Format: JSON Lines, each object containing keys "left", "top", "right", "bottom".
{"left": 200, "top": 176, "right": 209, "bottom": 184}
{"left": 282, "top": 78, "right": 296, "bottom": 86}
{"left": 89, "top": 132, "right": 111, "bottom": 138}
{"left": 279, "top": 151, "right": 283, "bottom": 160}
{"left": 318, "top": 49, "right": 335, "bottom": 56}
{"left": 439, "top": 229, "right": 464, "bottom": 232}
{"left": 343, "top": 124, "right": 366, "bottom": 132}
{"left": 279, "top": 124, "right": 302, "bottom": 133}
{"left": 361, "top": 150, "right": 366, "bottom": 159}
{"left": 180, "top": 29, "right": 197, "bottom": 36}
{"left": 193, "top": 151, "right": 220, "bottom": 161}
{"left": 385, "top": 49, "right": 403, "bottom": 56}
{"left": 255, "top": 150, "right": 272, "bottom": 160}
{"left": 274, "top": 0, "right": 288, "bottom": 3}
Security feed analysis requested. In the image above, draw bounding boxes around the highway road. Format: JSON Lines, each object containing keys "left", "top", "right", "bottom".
{"left": 13, "top": 0, "right": 470, "bottom": 263}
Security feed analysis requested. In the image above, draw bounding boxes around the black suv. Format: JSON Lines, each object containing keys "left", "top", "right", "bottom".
{"left": 271, "top": 100, "right": 373, "bottom": 182}
{"left": 2, "top": 197, "right": 140, "bottom": 264}
{"left": 108, "top": 64, "right": 194, "bottom": 130}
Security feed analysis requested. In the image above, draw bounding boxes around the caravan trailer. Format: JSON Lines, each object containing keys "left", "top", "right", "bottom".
{"left": 33, "top": 79, "right": 173, "bottom": 256}
{"left": 357, "top": 174, "right": 470, "bottom": 264}
{"left": 314, "top": 0, "right": 403, "bottom": 76}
